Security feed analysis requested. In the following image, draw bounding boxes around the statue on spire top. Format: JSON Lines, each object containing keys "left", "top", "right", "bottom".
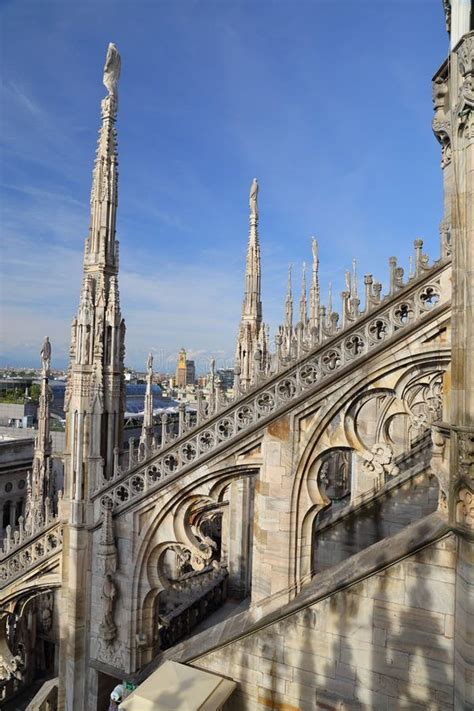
{"left": 147, "top": 352, "right": 153, "bottom": 374}
{"left": 249, "top": 178, "right": 259, "bottom": 219}
{"left": 103, "top": 43, "right": 121, "bottom": 97}
{"left": 40, "top": 336, "right": 51, "bottom": 374}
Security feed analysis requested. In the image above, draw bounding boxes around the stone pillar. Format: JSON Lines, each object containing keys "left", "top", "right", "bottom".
{"left": 442, "top": 27, "right": 474, "bottom": 709}
{"left": 226, "top": 477, "right": 254, "bottom": 598}
{"left": 58, "top": 526, "right": 89, "bottom": 710}
{"left": 251, "top": 417, "right": 293, "bottom": 608}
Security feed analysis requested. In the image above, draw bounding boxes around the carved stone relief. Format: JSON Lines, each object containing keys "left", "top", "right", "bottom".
{"left": 456, "top": 487, "right": 474, "bottom": 528}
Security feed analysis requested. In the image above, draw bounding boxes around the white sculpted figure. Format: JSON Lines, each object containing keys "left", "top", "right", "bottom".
{"left": 249, "top": 178, "right": 259, "bottom": 219}
{"left": 40, "top": 336, "right": 51, "bottom": 373}
{"left": 147, "top": 352, "right": 153, "bottom": 374}
{"left": 103, "top": 43, "right": 121, "bottom": 97}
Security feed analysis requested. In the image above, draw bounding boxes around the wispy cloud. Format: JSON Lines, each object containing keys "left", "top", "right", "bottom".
{"left": 0, "top": 0, "right": 446, "bottom": 369}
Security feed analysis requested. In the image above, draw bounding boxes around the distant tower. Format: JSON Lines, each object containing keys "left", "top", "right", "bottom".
{"left": 59, "top": 43, "right": 125, "bottom": 709}
{"left": 176, "top": 348, "right": 187, "bottom": 388}
{"left": 235, "top": 178, "right": 266, "bottom": 389}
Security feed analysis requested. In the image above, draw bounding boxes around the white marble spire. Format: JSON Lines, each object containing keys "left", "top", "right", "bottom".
{"left": 235, "top": 178, "right": 265, "bottom": 389}
{"left": 64, "top": 43, "right": 126, "bottom": 514}
{"left": 285, "top": 264, "right": 293, "bottom": 330}
{"left": 309, "top": 237, "right": 320, "bottom": 331}
{"left": 299, "top": 262, "right": 308, "bottom": 326}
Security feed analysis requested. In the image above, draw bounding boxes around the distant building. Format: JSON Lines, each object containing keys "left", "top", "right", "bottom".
{"left": 0, "top": 402, "right": 37, "bottom": 429}
{"left": 175, "top": 348, "right": 195, "bottom": 387}
{"left": 186, "top": 360, "right": 196, "bottom": 386}
{"left": 216, "top": 369, "right": 234, "bottom": 391}
{"left": 176, "top": 348, "right": 187, "bottom": 387}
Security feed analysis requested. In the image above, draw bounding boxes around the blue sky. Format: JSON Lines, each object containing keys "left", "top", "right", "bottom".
{"left": 0, "top": 0, "right": 448, "bottom": 372}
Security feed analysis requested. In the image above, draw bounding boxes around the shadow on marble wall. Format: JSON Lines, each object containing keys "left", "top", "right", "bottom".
{"left": 370, "top": 571, "right": 452, "bottom": 710}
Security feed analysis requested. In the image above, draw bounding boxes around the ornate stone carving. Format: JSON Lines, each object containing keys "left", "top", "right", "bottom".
{"left": 458, "top": 429, "right": 474, "bottom": 484}
{"left": 96, "top": 262, "right": 451, "bottom": 514}
{"left": 96, "top": 638, "right": 124, "bottom": 669}
{"left": 0, "top": 653, "right": 23, "bottom": 682}
{"left": 99, "top": 573, "right": 118, "bottom": 643}
{"left": 430, "top": 425, "right": 450, "bottom": 508}
{"left": 38, "top": 592, "right": 54, "bottom": 635}
{"left": 456, "top": 35, "right": 474, "bottom": 139}
{"left": 456, "top": 487, "right": 474, "bottom": 528}
{"left": 443, "top": 0, "right": 451, "bottom": 34}
{"left": 362, "top": 443, "right": 399, "bottom": 481}
{"left": 0, "top": 522, "right": 62, "bottom": 584}
{"left": 432, "top": 74, "right": 452, "bottom": 167}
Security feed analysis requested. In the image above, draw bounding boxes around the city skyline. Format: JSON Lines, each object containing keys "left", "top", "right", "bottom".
{"left": 1, "top": 1, "right": 447, "bottom": 369}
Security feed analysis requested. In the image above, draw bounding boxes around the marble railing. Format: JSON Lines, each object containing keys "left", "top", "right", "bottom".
{"left": 0, "top": 520, "right": 63, "bottom": 586}
{"left": 25, "top": 677, "right": 59, "bottom": 711}
{"left": 94, "top": 258, "right": 451, "bottom": 516}
{"left": 0, "top": 511, "right": 60, "bottom": 559}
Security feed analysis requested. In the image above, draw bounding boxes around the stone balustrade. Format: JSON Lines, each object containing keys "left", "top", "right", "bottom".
{"left": 0, "top": 521, "right": 63, "bottom": 586}
{"left": 0, "top": 512, "right": 60, "bottom": 559}
{"left": 94, "top": 258, "right": 451, "bottom": 516}
{"left": 25, "top": 677, "right": 58, "bottom": 711}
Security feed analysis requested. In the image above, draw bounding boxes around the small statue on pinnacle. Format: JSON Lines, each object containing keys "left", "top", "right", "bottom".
{"left": 40, "top": 336, "right": 51, "bottom": 374}
{"left": 103, "top": 42, "right": 121, "bottom": 97}
{"left": 249, "top": 178, "right": 259, "bottom": 219}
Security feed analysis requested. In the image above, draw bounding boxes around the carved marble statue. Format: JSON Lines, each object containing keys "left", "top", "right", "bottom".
{"left": 100, "top": 573, "right": 118, "bottom": 643}
{"left": 249, "top": 178, "right": 258, "bottom": 219}
{"left": 0, "top": 653, "right": 23, "bottom": 681}
{"left": 40, "top": 336, "right": 51, "bottom": 373}
{"left": 147, "top": 352, "right": 153, "bottom": 374}
{"left": 103, "top": 43, "right": 121, "bottom": 97}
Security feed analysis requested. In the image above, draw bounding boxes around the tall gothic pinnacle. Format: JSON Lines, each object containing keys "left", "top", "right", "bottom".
{"left": 309, "top": 237, "right": 320, "bottom": 329}
{"left": 299, "top": 262, "right": 307, "bottom": 325}
{"left": 64, "top": 43, "right": 126, "bottom": 493}
{"left": 285, "top": 264, "right": 293, "bottom": 329}
{"left": 235, "top": 178, "right": 265, "bottom": 389}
